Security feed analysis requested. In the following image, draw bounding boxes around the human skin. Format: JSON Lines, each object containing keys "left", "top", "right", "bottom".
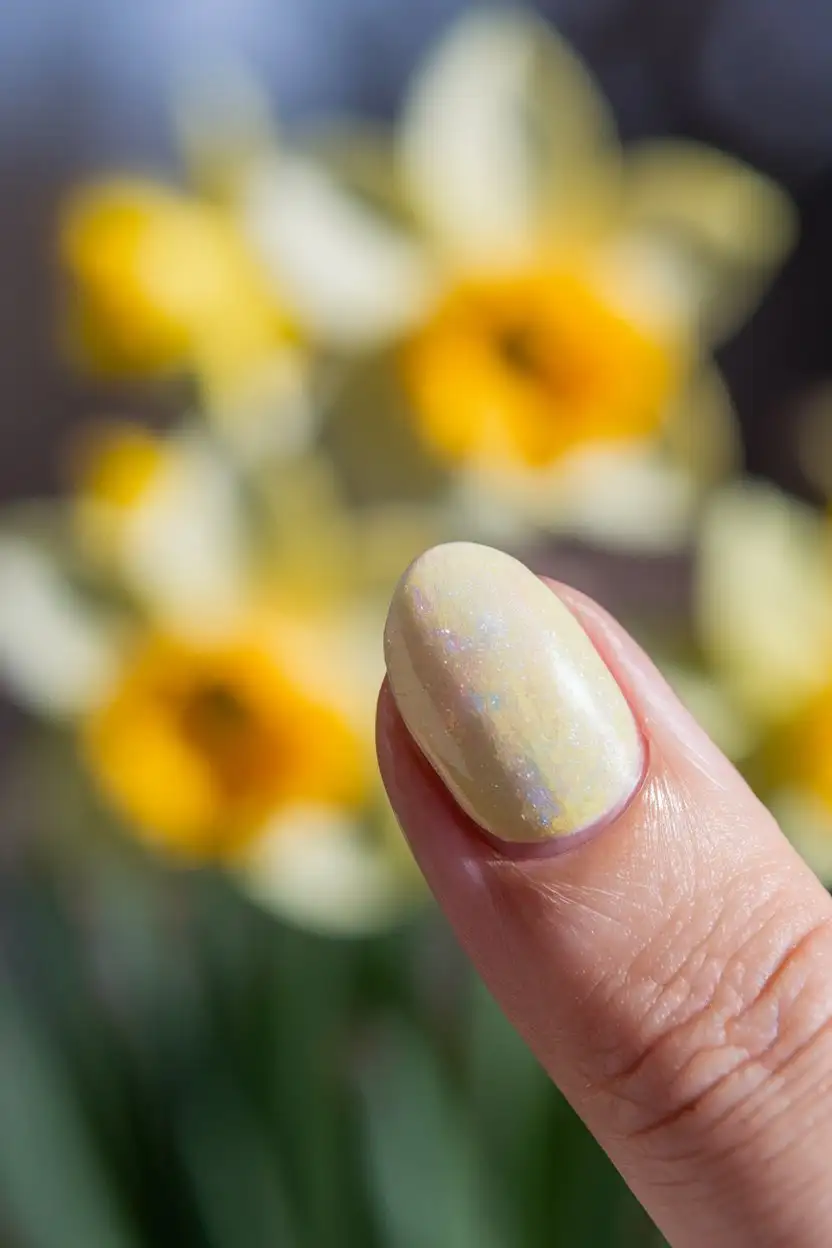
{"left": 377, "top": 543, "right": 832, "bottom": 1248}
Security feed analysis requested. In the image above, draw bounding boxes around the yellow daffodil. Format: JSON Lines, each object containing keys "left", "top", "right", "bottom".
{"left": 61, "top": 179, "right": 283, "bottom": 378}
{"left": 69, "top": 418, "right": 448, "bottom": 620}
{"left": 60, "top": 180, "right": 309, "bottom": 456}
{"left": 83, "top": 619, "right": 366, "bottom": 859}
{"left": 0, "top": 437, "right": 425, "bottom": 934}
{"left": 83, "top": 601, "right": 421, "bottom": 933}
{"left": 71, "top": 421, "right": 250, "bottom": 623}
{"left": 241, "top": 11, "right": 794, "bottom": 547}
{"left": 697, "top": 482, "right": 832, "bottom": 881}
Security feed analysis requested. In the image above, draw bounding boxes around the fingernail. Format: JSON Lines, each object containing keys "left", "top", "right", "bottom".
{"left": 384, "top": 543, "right": 644, "bottom": 845}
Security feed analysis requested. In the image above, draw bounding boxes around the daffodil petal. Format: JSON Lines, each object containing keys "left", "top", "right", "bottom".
{"left": 458, "top": 369, "right": 735, "bottom": 551}
{"left": 617, "top": 140, "right": 797, "bottom": 340}
{"left": 234, "top": 804, "right": 423, "bottom": 935}
{"left": 663, "top": 364, "right": 739, "bottom": 484}
{"left": 130, "top": 435, "right": 250, "bottom": 622}
{"left": 200, "top": 344, "right": 314, "bottom": 464}
{"left": 697, "top": 483, "right": 832, "bottom": 723}
{"left": 546, "top": 446, "right": 702, "bottom": 549}
{"left": 400, "top": 9, "right": 618, "bottom": 259}
{"left": 0, "top": 538, "right": 120, "bottom": 715}
{"left": 454, "top": 443, "right": 700, "bottom": 551}
{"left": 240, "top": 153, "right": 436, "bottom": 346}
{"left": 77, "top": 428, "right": 249, "bottom": 625}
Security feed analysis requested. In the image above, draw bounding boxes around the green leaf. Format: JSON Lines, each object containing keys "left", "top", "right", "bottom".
{"left": 464, "top": 977, "right": 554, "bottom": 1247}
{"left": 175, "top": 1074, "right": 299, "bottom": 1248}
{"left": 0, "top": 978, "right": 139, "bottom": 1248}
{"left": 357, "top": 1017, "right": 507, "bottom": 1248}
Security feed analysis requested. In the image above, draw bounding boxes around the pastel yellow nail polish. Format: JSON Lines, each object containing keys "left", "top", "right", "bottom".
{"left": 384, "top": 542, "right": 643, "bottom": 844}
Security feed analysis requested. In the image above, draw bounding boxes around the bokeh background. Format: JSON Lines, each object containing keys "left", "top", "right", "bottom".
{"left": 2, "top": 1, "right": 832, "bottom": 1244}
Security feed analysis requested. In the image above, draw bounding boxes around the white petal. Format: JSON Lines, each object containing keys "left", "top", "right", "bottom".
{"left": 400, "top": 10, "right": 617, "bottom": 259}
{"left": 697, "top": 483, "right": 832, "bottom": 723}
{"left": 0, "top": 539, "right": 119, "bottom": 715}
{"left": 241, "top": 154, "right": 436, "bottom": 346}
{"left": 206, "top": 346, "right": 315, "bottom": 464}
{"left": 455, "top": 444, "right": 699, "bottom": 551}
{"left": 617, "top": 141, "right": 797, "bottom": 340}
{"left": 551, "top": 447, "right": 700, "bottom": 549}
{"left": 235, "top": 805, "right": 422, "bottom": 936}
{"left": 119, "top": 434, "right": 248, "bottom": 624}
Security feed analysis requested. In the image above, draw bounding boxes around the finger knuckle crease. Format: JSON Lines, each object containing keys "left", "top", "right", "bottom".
{"left": 598, "top": 909, "right": 832, "bottom": 1150}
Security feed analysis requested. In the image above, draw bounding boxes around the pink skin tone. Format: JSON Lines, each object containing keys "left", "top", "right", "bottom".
{"left": 378, "top": 579, "right": 832, "bottom": 1248}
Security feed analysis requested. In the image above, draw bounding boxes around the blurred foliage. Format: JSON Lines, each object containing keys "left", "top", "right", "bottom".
{"left": 0, "top": 728, "right": 668, "bottom": 1247}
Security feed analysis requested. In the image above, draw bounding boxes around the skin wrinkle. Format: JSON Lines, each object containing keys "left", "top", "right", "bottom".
{"left": 378, "top": 566, "right": 832, "bottom": 1247}
{"left": 517, "top": 875, "right": 647, "bottom": 929}
{"left": 416, "top": 688, "right": 832, "bottom": 1183}
{"left": 634, "top": 1045, "right": 832, "bottom": 1248}
{"left": 657, "top": 1024, "right": 832, "bottom": 1174}
{"left": 602, "top": 912, "right": 832, "bottom": 1142}
{"left": 554, "top": 605, "right": 832, "bottom": 1226}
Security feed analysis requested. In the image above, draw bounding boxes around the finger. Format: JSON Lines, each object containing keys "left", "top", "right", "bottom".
{"left": 377, "top": 541, "right": 832, "bottom": 1248}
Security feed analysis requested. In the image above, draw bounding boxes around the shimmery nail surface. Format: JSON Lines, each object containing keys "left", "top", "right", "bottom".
{"left": 384, "top": 543, "right": 643, "bottom": 844}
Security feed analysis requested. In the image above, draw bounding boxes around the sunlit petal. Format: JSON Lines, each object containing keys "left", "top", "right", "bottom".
{"left": 60, "top": 179, "right": 287, "bottom": 380}
{"left": 75, "top": 426, "right": 249, "bottom": 625}
{"left": 697, "top": 483, "right": 832, "bottom": 723}
{"left": 662, "top": 364, "right": 739, "bottom": 484}
{"left": 548, "top": 446, "right": 701, "bottom": 549}
{"left": 454, "top": 443, "right": 700, "bottom": 550}
{"left": 241, "top": 153, "right": 436, "bottom": 346}
{"left": 201, "top": 344, "right": 314, "bottom": 463}
{"left": 0, "top": 538, "right": 120, "bottom": 715}
{"left": 234, "top": 803, "right": 424, "bottom": 935}
{"left": 617, "top": 141, "right": 797, "bottom": 340}
{"left": 400, "top": 9, "right": 618, "bottom": 260}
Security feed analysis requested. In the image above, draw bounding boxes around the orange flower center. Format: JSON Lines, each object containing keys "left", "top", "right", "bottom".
{"left": 401, "top": 267, "right": 681, "bottom": 470}
{"left": 84, "top": 633, "right": 367, "bottom": 860}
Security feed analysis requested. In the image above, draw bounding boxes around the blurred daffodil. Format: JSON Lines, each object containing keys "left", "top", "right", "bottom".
{"left": 241, "top": 11, "right": 794, "bottom": 547}
{"left": 61, "top": 180, "right": 283, "bottom": 379}
{"left": 70, "top": 418, "right": 447, "bottom": 618}
{"left": 697, "top": 482, "right": 832, "bottom": 881}
{"left": 84, "top": 621, "right": 365, "bottom": 858}
{"left": 87, "top": 605, "right": 420, "bottom": 933}
{"left": 60, "top": 180, "right": 309, "bottom": 456}
{"left": 0, "top": 428, "right": 424, "bottom": 934}
{"left": 71, "top": 420, "right": 250, "bottom": 623}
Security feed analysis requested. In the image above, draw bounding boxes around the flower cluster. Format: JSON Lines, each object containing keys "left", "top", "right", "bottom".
{"left": 0, "top": 11, "right": 806, "bottom": 931}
